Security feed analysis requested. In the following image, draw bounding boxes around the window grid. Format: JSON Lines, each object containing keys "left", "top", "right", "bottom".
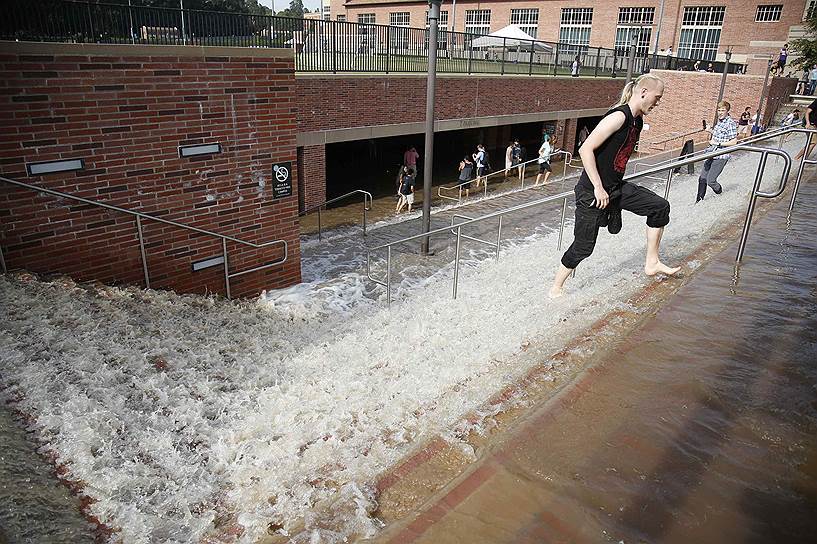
{"left": 808, "top": 1, "right": 817, "bottom": 19}
{"left": 511, "top": 8, "right": 539, "bottom": 38}
{"left": 389, "top": 12, "right": 410, "bottom": 26}
{"left": 336, "top": 14, "right": 346, "bottom": 22}
{"left": 560, "top": 8, "right": 593, "bottom": 25}
{"left": 425, "top": 10, "right": 449, "bottom": 29}
{"left": 465, "top": 9, "right": 491, "bottom": 36}
{"left": 615, "top": 27, "right": 652, "bottom": 56}
{"left": 618, "top": 7, "right": 655, "bottom": 25}
{"left": 681, "top": 6, "right": 726, "bottom": 26}
{"left": 357, "top": 13, "right": 375, "bottom": 25}
{"left": 756, "top": 5, "right": 783, "bottom": 22}
{"left": 679, "top": 6, "right": 725, "bottom": 61}
{"left": 425, "top": 11, "right": 449, "bottom": 50}
{"left": 559, "top": 7, "right": 592, "bottom": 54}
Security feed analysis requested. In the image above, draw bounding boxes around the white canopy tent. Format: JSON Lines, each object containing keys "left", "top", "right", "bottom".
{"left": 470, "top": 24, "right": 552, "bottom": 51}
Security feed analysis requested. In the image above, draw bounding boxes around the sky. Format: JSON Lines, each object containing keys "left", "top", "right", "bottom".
{"left": 259, "top": 0, "right": 323, "bottom": 13}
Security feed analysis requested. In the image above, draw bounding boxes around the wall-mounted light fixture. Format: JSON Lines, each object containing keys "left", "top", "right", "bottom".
{"left": 26, "top": 159, "right": 85, "bottom": 176}
{"left": 179, "top": 143, "right": 221, "bottom": 158}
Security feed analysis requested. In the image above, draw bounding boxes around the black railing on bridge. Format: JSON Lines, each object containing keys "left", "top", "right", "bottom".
{"left": 1, "top": 0, "right": 743, "bottom": 77}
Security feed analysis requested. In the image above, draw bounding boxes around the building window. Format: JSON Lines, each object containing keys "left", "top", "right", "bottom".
{"left": 390, "top": 12, "right": 411, "bottom": 49}
{"left": 389, "top": 12, "right": 410, "bottom": 26}
{"left": 615, "top": 7, "right": 654, "bottom": 56}
{"left": 465, "top": 9, "right": 491, "bottom": 37}
{"left": 425, "top": 10, "right": 449, "bottom": 50}
{"left": 559, "top": 7, "right": 593, "bottom": 52}
{"left": 755, "top": 4, "right": 782, "bottom": 22}
{"left": 678, "top": 6, "right": 725, "bottom": 61}
{"left": 337, "top": 15, "right": 346, "bottom": 22}
{"left": 511, "top": 8, "right": 539, "bottom": 39}
{"left": 357, "top": 13, "right": 375, "bottom": 25}
{"left": 323, "top": 6, "right": 331, "bottom": 20}
{"left": 807, "top": 1, "right": 817, "bottom": 19}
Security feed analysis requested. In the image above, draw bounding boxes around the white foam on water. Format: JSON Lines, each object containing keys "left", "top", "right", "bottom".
{"left": 0, "top": 143, "right": 799, "bottom": 543}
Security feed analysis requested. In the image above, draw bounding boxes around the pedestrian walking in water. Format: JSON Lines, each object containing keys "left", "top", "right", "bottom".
{"left": 550, "top": 73, "right": 680, "bottom": 298}
{"left": 396, "top": 166, "right": 416, "bottom": 213}
{"left": 473, "top": 144, "right": 489, "bottom": 189}
{"left": 458, "top": 155, "right": 474, "bottom": 197}
{"left": 504, "top": 140, "right": 514, "bottom": 179}
{"left": 403, "top": 146, "right": 420, "bottom": 170}
{"left": 535, "top": 134, "right": 553, "bottom": 185}
{"left": 697, "top": 101, "right": 737, "bottom": 202}
{"left": 795, "top": 98, "right": 817, "bottom": 161}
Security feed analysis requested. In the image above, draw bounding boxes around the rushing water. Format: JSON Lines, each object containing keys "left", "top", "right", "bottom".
{"left": 0, "top": 146, "right": 817, "bottom": 543}
{"left": 386, "top": 178, "right": 817, "bottom": 544}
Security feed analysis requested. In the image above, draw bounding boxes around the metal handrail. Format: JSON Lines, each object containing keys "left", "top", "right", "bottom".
{"left": 366, "top": 140, "right": 797, "bottom": 305}
{"left": 633, "top": 122, "right": 794, "bottom": 177}
{"left": 0, "top": 175, "right": 288, "bottom": 299}
{"left": 298, "top": 189, "right": 372, "bottom": 240}
{"left": 437, "top": 151, "right": 580, "bottom": 204}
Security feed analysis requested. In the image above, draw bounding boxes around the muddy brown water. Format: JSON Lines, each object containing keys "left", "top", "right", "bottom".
{"left": 376, "top": 181, "right": 817, "bottom": 543}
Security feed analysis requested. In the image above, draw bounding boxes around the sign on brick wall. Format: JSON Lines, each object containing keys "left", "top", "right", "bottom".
{"left": 272, "top": 162, "right": 293, "bottom": 198}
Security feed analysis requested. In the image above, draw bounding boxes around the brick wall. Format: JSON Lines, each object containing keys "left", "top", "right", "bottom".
{"left": 296, "top": 75, "right": 623, "bottom": 133}
{"left": 0, "top": 43, "right": 301, "bottom": 298}
{"left": 298, "top": 145, "right": 327, "bottom": 210}
{"left": 640, "top": 70, "right": 796, "bottom": 152}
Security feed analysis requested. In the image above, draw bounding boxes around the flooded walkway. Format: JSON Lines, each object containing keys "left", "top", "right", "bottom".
{"left": 376, "top": 170, "right": 817, "bottom": 543}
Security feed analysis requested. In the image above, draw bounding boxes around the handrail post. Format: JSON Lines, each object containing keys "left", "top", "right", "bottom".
{"left": 136, "top": 215, "right": 150, "bottom": 289}
{"left": 222, "top": 238, "right": 231, "bottom": 299}
{"left": 317, "top": 208, "right": 322, "bottom": 240}
{"left": 0, "top": 244, "right": 7, "bottom": 274}
{"left": 553, "top": 42, "right": 559, "bottom": 76}
{"left": 663, "top": 168, "right": 674, "bottom": 201}
{"left": 495, "top": 216, "right": 502, "bottom": 261}
{"left": 736, "top": 152, "right": 769, "bottom": 263}
{"left": 528, "top": 39, "right": 534, "bottom": 75}
{"left": 386, "top": 25, "right": 391, "bottom": 73}
{"left": 362, "top": 194, "right": 368, "bottom": 235}
{"left": 453, "top": 226, "right": 462, "bottom": 299}
{"left": 386, "top": 245, "right": 392, "bottom": 305}
{"left": 501, "top": 37, "right": 506, "bottom": 74}
{"left": 332, "top": 20, "right": 338, "bottom": 73}
{"left": 467, "top": 33, "right": 473, "bottom": 74}
{"left": 594, "top": 47, "right": 600, "bottom": 77}
{"left": 790, "top": 131, "right": 813, "bottom": 211}
{"left": 557, "top": 196, "right": 568, "bottom": 250}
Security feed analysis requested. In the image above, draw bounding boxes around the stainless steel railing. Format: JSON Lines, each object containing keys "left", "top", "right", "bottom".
{"left": 437, "top": 151, "right": 581, "bottom": 204}
{"left": 0, "top": 176, "right": 288, "bottom": 299}
{"left": 366, "top": 135, "right": 803, "bottom": 304}
{"left": 299, "top": 189, "right": 372, "bottom": 240}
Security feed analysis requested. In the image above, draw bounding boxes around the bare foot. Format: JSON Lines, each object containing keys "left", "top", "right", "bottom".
{"left": 548, "top": 285, "right": 564, "bottom": 299}
{"left": 644, "top": 261, "right": 681, "bottom": 277}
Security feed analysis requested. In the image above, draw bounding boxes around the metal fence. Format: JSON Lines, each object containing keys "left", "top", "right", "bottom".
{"left": 1, "top": 0, "right": 742, "bottom": 76}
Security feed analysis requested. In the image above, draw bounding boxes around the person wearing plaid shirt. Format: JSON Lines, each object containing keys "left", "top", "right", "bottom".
{"left": 697, "top": 101, "right": 738, "bottom": 202}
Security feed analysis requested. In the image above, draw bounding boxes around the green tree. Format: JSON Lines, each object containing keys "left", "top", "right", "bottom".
{"left": 791, "top": 14, "right": 817, "bottom": 70}
{"left": 277, "top": 0, "right": 305, "bottom": 19}
{"left": 109, "top": 1, "right": 271, "bottom": 15}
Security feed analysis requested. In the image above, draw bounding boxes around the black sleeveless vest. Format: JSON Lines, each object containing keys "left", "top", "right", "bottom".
{"left": 578, "top": 104, "right": 642, "bottom": 192}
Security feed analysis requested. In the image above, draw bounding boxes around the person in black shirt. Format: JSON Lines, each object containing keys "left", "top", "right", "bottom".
{"left": 795, "top": 98, "right": 817, "bottom": 161}
{"left": 549, "top": 74, "right": 680, "bottom": 298}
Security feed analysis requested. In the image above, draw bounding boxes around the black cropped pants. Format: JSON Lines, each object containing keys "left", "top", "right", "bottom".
{"left": 561, "top": 182, "right": 671, "bottom": 270}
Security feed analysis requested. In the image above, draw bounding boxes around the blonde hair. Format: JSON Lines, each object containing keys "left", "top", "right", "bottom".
{"left": 718, "top": 100, "right": 731, "bottom": 111}
{"left": 616, "top": 74, "right": 665, "bottom": 106}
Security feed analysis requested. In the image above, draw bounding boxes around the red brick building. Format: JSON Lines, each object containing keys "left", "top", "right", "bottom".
{"left": 335, "top": 0, "right": 812, "bottom": 75}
